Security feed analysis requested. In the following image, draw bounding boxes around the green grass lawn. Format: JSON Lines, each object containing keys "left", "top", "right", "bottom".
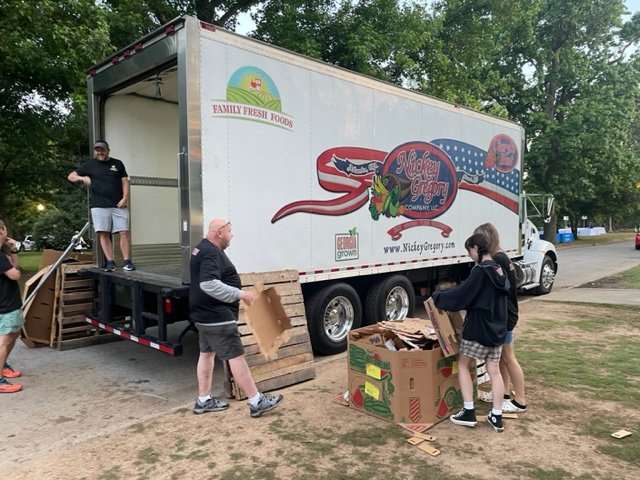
{"left": 519, "top": 302, "right": 640, "bottom": 468}
{"left": 17, "top": 251, "right": 42, "bottom": 274}
{"left": 580, "top": 264, "right": 640, "bottom": 289}
{"left": 559, "top": 231, "right": 636, "bottom": 248}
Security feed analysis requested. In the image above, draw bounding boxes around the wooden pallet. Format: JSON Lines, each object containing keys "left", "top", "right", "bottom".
{"left": 226, "top": 270, "right": 316, "bottom": 399}
{"left": 50, "top": 262, "right": 119, "bottom": 350}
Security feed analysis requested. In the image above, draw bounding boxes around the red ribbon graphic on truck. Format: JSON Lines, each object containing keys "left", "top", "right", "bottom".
{"left": 271, "top": 137, "right": 520, "bottom": 240}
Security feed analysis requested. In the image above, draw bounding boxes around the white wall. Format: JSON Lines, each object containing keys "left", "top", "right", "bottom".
{"left": 104, "top": 95, "right": 180, "bottom": 246}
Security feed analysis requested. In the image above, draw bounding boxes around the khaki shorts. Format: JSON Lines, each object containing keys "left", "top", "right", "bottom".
{"left": 197, "top": 323, "right": 245, "bottom": 360}
{"left": 0, "top": 309, "right": 24, "bottom": 335}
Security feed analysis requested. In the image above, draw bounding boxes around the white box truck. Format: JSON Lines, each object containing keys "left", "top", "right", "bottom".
{"left": 83, "top": 16, "right": 557, "bottom": 355}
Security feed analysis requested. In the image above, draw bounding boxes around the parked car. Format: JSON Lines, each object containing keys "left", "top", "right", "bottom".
{"left": 17, "top": 235, "right": 36, "bottom": 252}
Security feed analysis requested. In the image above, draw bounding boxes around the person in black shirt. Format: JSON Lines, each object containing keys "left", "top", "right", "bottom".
{"left": 67, "top": 140, "right": 135, "bottom": 272}
{"left": 0, "top": 219, "right": 24, "bottom": 394}
{"left": 190, "top": 218, "right": 283, "bottom": 417}
{"left": 475, "top": 222, "right": 527, "bottom": 414}
{"left": 432, "top": 233, "right": 509, "bottom": 432}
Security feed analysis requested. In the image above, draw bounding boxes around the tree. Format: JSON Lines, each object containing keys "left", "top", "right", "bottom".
{"left": 0, "top": 0, "right": 111, "bottom": 224}
{"left": 103, "top": 0, "right": 262, "bottom": 48}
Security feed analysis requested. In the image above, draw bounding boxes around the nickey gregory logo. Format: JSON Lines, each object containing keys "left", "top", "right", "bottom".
{"left": 211, "top": 66, "right": 294, "bottom": 131}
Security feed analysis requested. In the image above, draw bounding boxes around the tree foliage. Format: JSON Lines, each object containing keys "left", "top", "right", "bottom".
{"left": 1, "top": 0, "right": 640, "bottom": 235}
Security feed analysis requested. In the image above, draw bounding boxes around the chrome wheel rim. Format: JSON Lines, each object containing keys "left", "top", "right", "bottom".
{"left": 323, "top": 296, "right": 354, "bottom": 342}
{"left": 385, "top": 286, "right": 409, "bottom": 320}
{"left": 541, "top": 263, "right": 555, "bottom": 290}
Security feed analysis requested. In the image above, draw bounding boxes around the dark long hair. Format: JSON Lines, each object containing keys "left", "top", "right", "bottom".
{"left": 464, "top": 232, "right": 491, "bottom": 259}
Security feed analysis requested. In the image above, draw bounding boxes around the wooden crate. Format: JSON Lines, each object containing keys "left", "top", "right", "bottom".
{"left": 227, "top": 270, "right": 316, "bottom": 399}
{"left": 51, "top": 262, "right": 119, "bottom": 350}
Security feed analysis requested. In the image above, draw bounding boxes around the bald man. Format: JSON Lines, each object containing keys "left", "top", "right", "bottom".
{"left": 190, "top": 219, "right": 283, "bottom": 417}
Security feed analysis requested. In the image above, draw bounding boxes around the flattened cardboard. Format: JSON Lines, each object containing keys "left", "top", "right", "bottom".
{"left": 348, "top": 326, "right": 462, "bottom": 425}
{"left": 611, "top": 430, "right": 632, "bottom": 439}
{"left": 424, "top": 298, "right": 460, "bottom": 357}
{"left": 245, "top": 287, "right": 292, "bottom": 360}
{"left": 21, "top": 266, "right": 56, "bottom": 345}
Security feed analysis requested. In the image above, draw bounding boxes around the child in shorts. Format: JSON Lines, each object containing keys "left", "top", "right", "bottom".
{"left": 432, "top": 232, "right": 509, "bottom": 432}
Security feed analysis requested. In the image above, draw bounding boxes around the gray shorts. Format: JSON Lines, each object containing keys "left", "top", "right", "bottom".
{"left": 91, "top": 208, "right": 129, "bottom": 233}
{"left": 460, "top": 339, "right": 503, "bottom": 362}
{"left": 197, "top": 323, "right": 245, "bottom": 360}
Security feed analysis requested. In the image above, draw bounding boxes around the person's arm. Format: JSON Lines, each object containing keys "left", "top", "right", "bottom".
{"left": 68, "top": 162, "right": 91, "bottom": 186}
{"left": 199, "top": 253, "right": 256, "bottom": 305}
{"left": 432, "top": 267, "right": 484, "bottom": 311}
{"left": 0, "top": 252, "right": 20, "bottom": 281}
{"left": 117, "top": 177, "right": 129, "bottom": 208}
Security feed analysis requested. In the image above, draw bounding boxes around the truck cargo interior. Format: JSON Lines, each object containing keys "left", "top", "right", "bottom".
{"left": 104, "top": 65, "right": 181, "bottom": 279}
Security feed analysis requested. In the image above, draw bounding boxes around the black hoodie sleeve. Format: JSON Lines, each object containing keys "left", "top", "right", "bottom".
{"left": 432, "top": 266, "right": 485, "bottom": 311}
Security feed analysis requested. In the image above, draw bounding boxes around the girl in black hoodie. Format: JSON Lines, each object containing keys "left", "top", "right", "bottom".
{"left": 432, "top": 233, "right": 509, "bottom": 432}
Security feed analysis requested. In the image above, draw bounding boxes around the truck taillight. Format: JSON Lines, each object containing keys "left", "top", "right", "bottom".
{"left": 163, "top": 298, "right": 174, "bottom": 315}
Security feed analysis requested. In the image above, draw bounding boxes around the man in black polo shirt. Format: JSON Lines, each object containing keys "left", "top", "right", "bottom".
{"left": 190, "top": 218, "right": 283, "bottom": 417}
{"left": 67, "top": 140, "right": 135, "bottom": 272}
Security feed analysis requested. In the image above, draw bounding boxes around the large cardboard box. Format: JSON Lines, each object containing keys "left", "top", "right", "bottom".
{"left": 347, "top": 326, "right": 462, "bottom": 424}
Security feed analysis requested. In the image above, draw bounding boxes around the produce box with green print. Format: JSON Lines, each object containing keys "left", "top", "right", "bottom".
{"left": 347, "top": 325, "right": 462, "bottom": 424}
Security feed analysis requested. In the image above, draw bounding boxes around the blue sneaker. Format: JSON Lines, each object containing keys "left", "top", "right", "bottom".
{"left": 123, "top": 260, "right": 136, "bottom": 272}
{"left": 104, "top": 260, "right": 116, "bottom": 272}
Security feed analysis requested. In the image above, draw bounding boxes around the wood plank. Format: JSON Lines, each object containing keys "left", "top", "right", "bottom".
{"left": 63, "top": 279, "right": 94, "bottom": 289}
{"left": 238, "top": 302, "right": 306, "bottom": 320}
{"left": 61, "top": 303, "right": 92, "bottom": 315}
{"left": 56, "top": 333, "right": 121, "bottom": 351}
{"left": 242, "top": 282, "right": 302, "bottom": 296}
{"left": 245, "top": 342, "right": 313, "bottom": 367}
{"left": 60, "top": 315, "right": 89, "bottom": 326}
{"left": 63, "top": 291, "right": 94, "bottom": 303}
{"left": 60, "top": 324, "right": 95, "bottom": 335}
{"left": 49, "top": 269, "right": 61, "bottom": 347}
{"left": 251, "top": 360, "right": 316, "bottom": 384}
{"left": 249, "top": 353, "right": 313, "bottom": 377}
{"left": 239, "top": 294, "right": 303, "bottom": 311}
{"left": 237, "top": 315, "right": 308, "bottom": 335}
{"left": 243, "top": 331, "right": 311, "bottom": 356}
{"left": 240, "top": 270, "right": 298, "bottom": 286}
{"left": 240, "top": 325, "right": 308, "bottom": 347}
{"left": 232, "top": 366, "right": 316, "bottom": 399}
{"left": 238, "top": 313, "right": 308, "bottom": 328}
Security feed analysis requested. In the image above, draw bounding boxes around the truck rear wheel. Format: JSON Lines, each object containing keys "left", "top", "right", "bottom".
{"left": 364, "top": 274, "right": 415, "bottom": 324}
{"left": 534, "top": 255, "right": 556, "bottom": 295}
{"left": 305, "top": 283, "right": 362, "bottom": 355}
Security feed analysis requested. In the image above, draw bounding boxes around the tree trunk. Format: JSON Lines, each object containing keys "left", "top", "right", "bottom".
{"left": 609, "top": 216, "right": 613, "bottom": 233}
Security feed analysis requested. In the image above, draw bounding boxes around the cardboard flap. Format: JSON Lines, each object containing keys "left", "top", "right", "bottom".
{"left": 424, "top": 298, "right": 460, "bottom": 357}
{"left": 245, "top": 287, "right": 292, "bottom": 360}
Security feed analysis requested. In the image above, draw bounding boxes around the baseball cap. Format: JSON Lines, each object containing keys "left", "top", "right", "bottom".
{"left": 94, "top": 140, "right": 110, "bottom": 150}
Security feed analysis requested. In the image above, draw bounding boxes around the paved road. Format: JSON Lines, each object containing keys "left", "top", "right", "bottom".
{"left": 3, "top": 240, "right": 639, "bottom": 467}
{"left": 553, "top": 240, "right": 640, "bottom": 289}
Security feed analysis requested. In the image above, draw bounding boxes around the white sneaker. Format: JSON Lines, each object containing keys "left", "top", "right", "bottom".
{"left": 502, "top": 399, "right": 527, "bottom": 413}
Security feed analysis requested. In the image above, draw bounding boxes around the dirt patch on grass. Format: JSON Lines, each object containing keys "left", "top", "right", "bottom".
{"left": 579, "top": 265, "right": 640, "bottom": 289}
{"left": 9, "top": 300, "right": 640, "bottom": 480}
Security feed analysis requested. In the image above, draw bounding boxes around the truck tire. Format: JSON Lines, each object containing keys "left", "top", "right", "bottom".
{"left": 534, "top": 255, "right": 556, "bottom": 295}
{"left": 305, "top": 283, "right": 362, "bottom": 355}
{"left": 364, "top": 275, "right": 415, "bottom": 324}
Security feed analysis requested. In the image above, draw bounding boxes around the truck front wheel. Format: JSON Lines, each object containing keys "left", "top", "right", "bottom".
{"left": 534, "top": 255, "right": 556, "bottom": 294}
{"left": 305, "top": 283, "right": 362, "bottom": 355}
{"left": 364, "top": 274, "right": 415, "bottom": 324}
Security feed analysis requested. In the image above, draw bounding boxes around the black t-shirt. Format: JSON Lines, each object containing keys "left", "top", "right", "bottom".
{"left": 189, "top": 239, "right": 241, "bottom": 324}
{"left": 493, "top": 251, "right": 519, "bottom": 330}
{"left": 75, "top": 157, "right": 128, "bottom": 208}
{"left": 0, "top": 254, "right": 22, "bottom": 314}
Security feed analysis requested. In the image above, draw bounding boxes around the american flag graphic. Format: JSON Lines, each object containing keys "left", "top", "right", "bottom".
{"left": 432, "top": 138, "right": 521, "bottom": 213}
